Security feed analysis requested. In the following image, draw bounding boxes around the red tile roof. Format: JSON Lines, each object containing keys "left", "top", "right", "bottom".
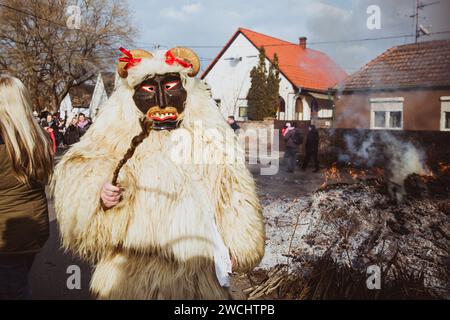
{"left": 339, "top": 39, "right": 450, "bottom": 91}
{"left": 201, "top": 28, "right": 347, "bottom": 92}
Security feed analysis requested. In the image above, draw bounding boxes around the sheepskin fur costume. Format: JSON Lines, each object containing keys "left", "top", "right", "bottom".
{"left": 51, "top": 48, "right": 265, "bottom": 300}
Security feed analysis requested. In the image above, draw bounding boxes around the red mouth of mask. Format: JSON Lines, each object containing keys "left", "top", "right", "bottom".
{"left": 148, "top": 113, "right": 178, "bottom": 122}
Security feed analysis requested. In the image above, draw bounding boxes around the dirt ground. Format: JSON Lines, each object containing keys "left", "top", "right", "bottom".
{"left": 29, "top": 158, "right": 324, "bottom": 300}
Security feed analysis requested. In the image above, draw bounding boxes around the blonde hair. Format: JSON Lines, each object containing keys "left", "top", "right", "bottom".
{"left": 0, "top": 75, "right": 54, "bottom": 184}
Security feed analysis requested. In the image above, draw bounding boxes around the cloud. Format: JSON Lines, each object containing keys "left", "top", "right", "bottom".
{"left": 182, "top": 3, "right": 202, "bottom": 14}
{"left": 160, "top": 2, "right": 202, "bottom": 20}
{"left": 304, "top": 1, "right": 351, "bottom": 21}
{"left": 129, "top": 0, "right": 450, "bottom": 74}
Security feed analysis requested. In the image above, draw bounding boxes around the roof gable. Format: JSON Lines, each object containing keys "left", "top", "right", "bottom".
{"left": 339, "top": 39, "right": 450, "bottom": 91}
{"left": 201, "top": 27, "right": 347, "bottom": 92}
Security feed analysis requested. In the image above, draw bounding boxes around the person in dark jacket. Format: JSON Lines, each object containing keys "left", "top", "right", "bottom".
{"left": 50, "top": 113, "right": 63, "bottom": 148}
{"left": 284, "top": 122, "right": 302, "bottom": 173}
{"left": 302, "top": 124, "right": 320, "bottom": 173}
{"left": 64, "top": 117, "right": 81, "bottom": 146}
{"left": 0, "top": 75, "right": 54, "bottom": 299}
{"left": 227, "top": 115, "right": 240, "bottom": 132}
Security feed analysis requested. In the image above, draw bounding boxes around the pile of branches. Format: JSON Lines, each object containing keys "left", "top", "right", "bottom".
{"left": 246, "top": 171, "right": 450, "bottom": 300}
{"left": 246, "top": 252, "right": 435, "bottom": 300}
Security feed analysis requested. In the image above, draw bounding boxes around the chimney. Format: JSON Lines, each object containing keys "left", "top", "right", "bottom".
{"left": 299, "top": 37, "right": 307, "bottom": 49}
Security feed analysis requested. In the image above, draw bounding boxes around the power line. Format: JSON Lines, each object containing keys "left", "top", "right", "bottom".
{"left": 2, "top": 2, "right": 449, "bottom": 50}
{"left": 135, "top": 31, "right": 450, "bottom": 49}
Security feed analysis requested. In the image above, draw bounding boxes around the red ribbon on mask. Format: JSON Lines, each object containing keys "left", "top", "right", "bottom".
{"left": 165, "top": 50, "right": 192, "bottom": 69}
{"left": 118, "top": 47, "right": 142, "bottom": 70}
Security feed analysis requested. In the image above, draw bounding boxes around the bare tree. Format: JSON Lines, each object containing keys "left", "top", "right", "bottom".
{"left": 0, "top": 0, "right": 137, "bottom": 112}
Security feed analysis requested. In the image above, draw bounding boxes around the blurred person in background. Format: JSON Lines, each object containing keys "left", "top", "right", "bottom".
{"left": 39, "top": 113, "right": 52, "bottom": 128}
{"left": 227, "top": 115, "right": 240, "bottom": 132}
{"left": 77, "top": 113, "right": 91, "bottom": 137}
{"left": 57, "top": 119, "right": 66, "bottom": 150}
{"left": 64, "top": 117, "right": 80, "bottom": 147}
{"left": 284, "top": 122, "right": 302, "bottom": 173}
{"left": 302, "top": 124, "right": 320, "bottom": 173}
{"left": 0, "top": 75, "right": 54, "bottom": 299}
{"left": 50, "top": 113, "right": 63, "bottom": 150}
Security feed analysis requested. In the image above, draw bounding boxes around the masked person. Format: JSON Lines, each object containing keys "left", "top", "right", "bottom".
{"left": 52, "top": 47, "right": 265, "bottom": 300}
{"left": 0, "top": 75, "right": 53, "bottom": 299}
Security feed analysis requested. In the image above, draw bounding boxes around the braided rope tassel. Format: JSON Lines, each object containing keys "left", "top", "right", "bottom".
{"left": 112, "top": 118, "right": 152, "bottom": 186}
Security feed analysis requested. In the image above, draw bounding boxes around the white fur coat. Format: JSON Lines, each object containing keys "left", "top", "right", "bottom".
{"left": 52, "top": 72, "right": 265, "bottom": 299}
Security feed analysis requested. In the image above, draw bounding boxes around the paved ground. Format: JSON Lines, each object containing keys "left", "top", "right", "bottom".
{"left": 29, "top": 157, "right": 325, "bottom": 299}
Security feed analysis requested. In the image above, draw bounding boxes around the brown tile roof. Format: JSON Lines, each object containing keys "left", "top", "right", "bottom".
{"left": 339, "top": 39, "right": 450, "bottom": 91}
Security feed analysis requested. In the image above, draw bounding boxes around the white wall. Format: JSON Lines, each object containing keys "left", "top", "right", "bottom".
{"left": 89, "top": 73, "right": 108, "bottom": 119}
{"left": 204, "top": 33, "right": 296, "bottom": 121}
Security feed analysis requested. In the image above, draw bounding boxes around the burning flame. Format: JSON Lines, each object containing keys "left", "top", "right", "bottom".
{"left": 349, "top": 168, "right": 369, "bottom": 181}
{"left": 319, "top": 161, "right": 447, "bottom": 191}
{"left": 320, "top": 163, "right": 341, "bottom": 189}
{"left": 439, "top": 162, "right": 450, "bottom": 174}
{"left": 320, "top": 165, "right": 387, "bottom": 189}
{"left": 419, "top": 162, "right": 449, "bottom": 183}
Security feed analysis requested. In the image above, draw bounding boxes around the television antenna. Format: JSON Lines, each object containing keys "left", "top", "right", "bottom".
{"left": 410, "top": 0, "right": 440, "bottom": 43}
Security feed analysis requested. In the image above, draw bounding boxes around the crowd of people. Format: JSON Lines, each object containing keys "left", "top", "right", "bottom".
{"left": 33, "top": 111, "right": 92, "bottom": 153}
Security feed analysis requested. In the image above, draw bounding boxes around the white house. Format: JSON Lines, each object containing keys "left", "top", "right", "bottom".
{"left": 88, "top": 72, "right": 109, "bottom": 119}
{"left": 201, "top": 28, "right": 347, "bottom": 126}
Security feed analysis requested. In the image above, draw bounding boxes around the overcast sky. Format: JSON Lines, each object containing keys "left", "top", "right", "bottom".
{"left": 128, "top": 0, "right": 450, "bottom": 74}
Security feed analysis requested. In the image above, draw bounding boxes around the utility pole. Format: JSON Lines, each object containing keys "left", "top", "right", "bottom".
{"left": 411, "top": 0, "right": 440, "bottom": 43}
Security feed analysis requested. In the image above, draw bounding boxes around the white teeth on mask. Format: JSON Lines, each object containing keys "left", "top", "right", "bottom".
{"left": 151, "top": 111, "right": 177, "bottom": 120}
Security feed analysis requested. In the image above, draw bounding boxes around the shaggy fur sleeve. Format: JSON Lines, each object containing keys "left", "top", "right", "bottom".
{"left": 214, "top": 164, "right": 265, "bottom": 273}
{"left": 51, "top": 152, "right": 132, "bottom": 262}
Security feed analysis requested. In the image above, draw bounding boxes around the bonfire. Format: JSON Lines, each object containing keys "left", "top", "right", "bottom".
{"left": 246, "top": 163, "right": 450, "bottom": 300}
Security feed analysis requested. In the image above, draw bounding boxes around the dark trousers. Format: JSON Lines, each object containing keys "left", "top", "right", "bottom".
{"left": 0, "top": 253, "right": 35, "bottom": 300}
{"left": 302, "top": 148, "right": 319, "bottom": 170}
{"left": 285, "top": 147, "right": 297, "bottom": 172}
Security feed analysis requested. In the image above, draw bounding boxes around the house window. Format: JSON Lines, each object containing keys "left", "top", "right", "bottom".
{"left": 374, "top": 111, "right": 386, "bottom": 127}
{"left": 440, "top": 97, "right": 450, "bottom": 131}
{"left": 239, "top": 107, "right": 248, "bottom": 118}
{"left": 389, "top": 111, "right": 402, "bottom": 128}
{"left": 445, "top": 112, "right": 450, "bottom": 129}
{"left": 318, "top": 108, "right": 333, "bottom": 118}
{"left": 370, "top": 97, "right": 404, "bottom": 130}
{"left": 295, "top": 98, "right": 303, "bottom": 120}
{"left": 278, "top": 97, "right": 286, "bottom": 120}
{"left": 214, "top": 99, "right": 221, "bottom": 108}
